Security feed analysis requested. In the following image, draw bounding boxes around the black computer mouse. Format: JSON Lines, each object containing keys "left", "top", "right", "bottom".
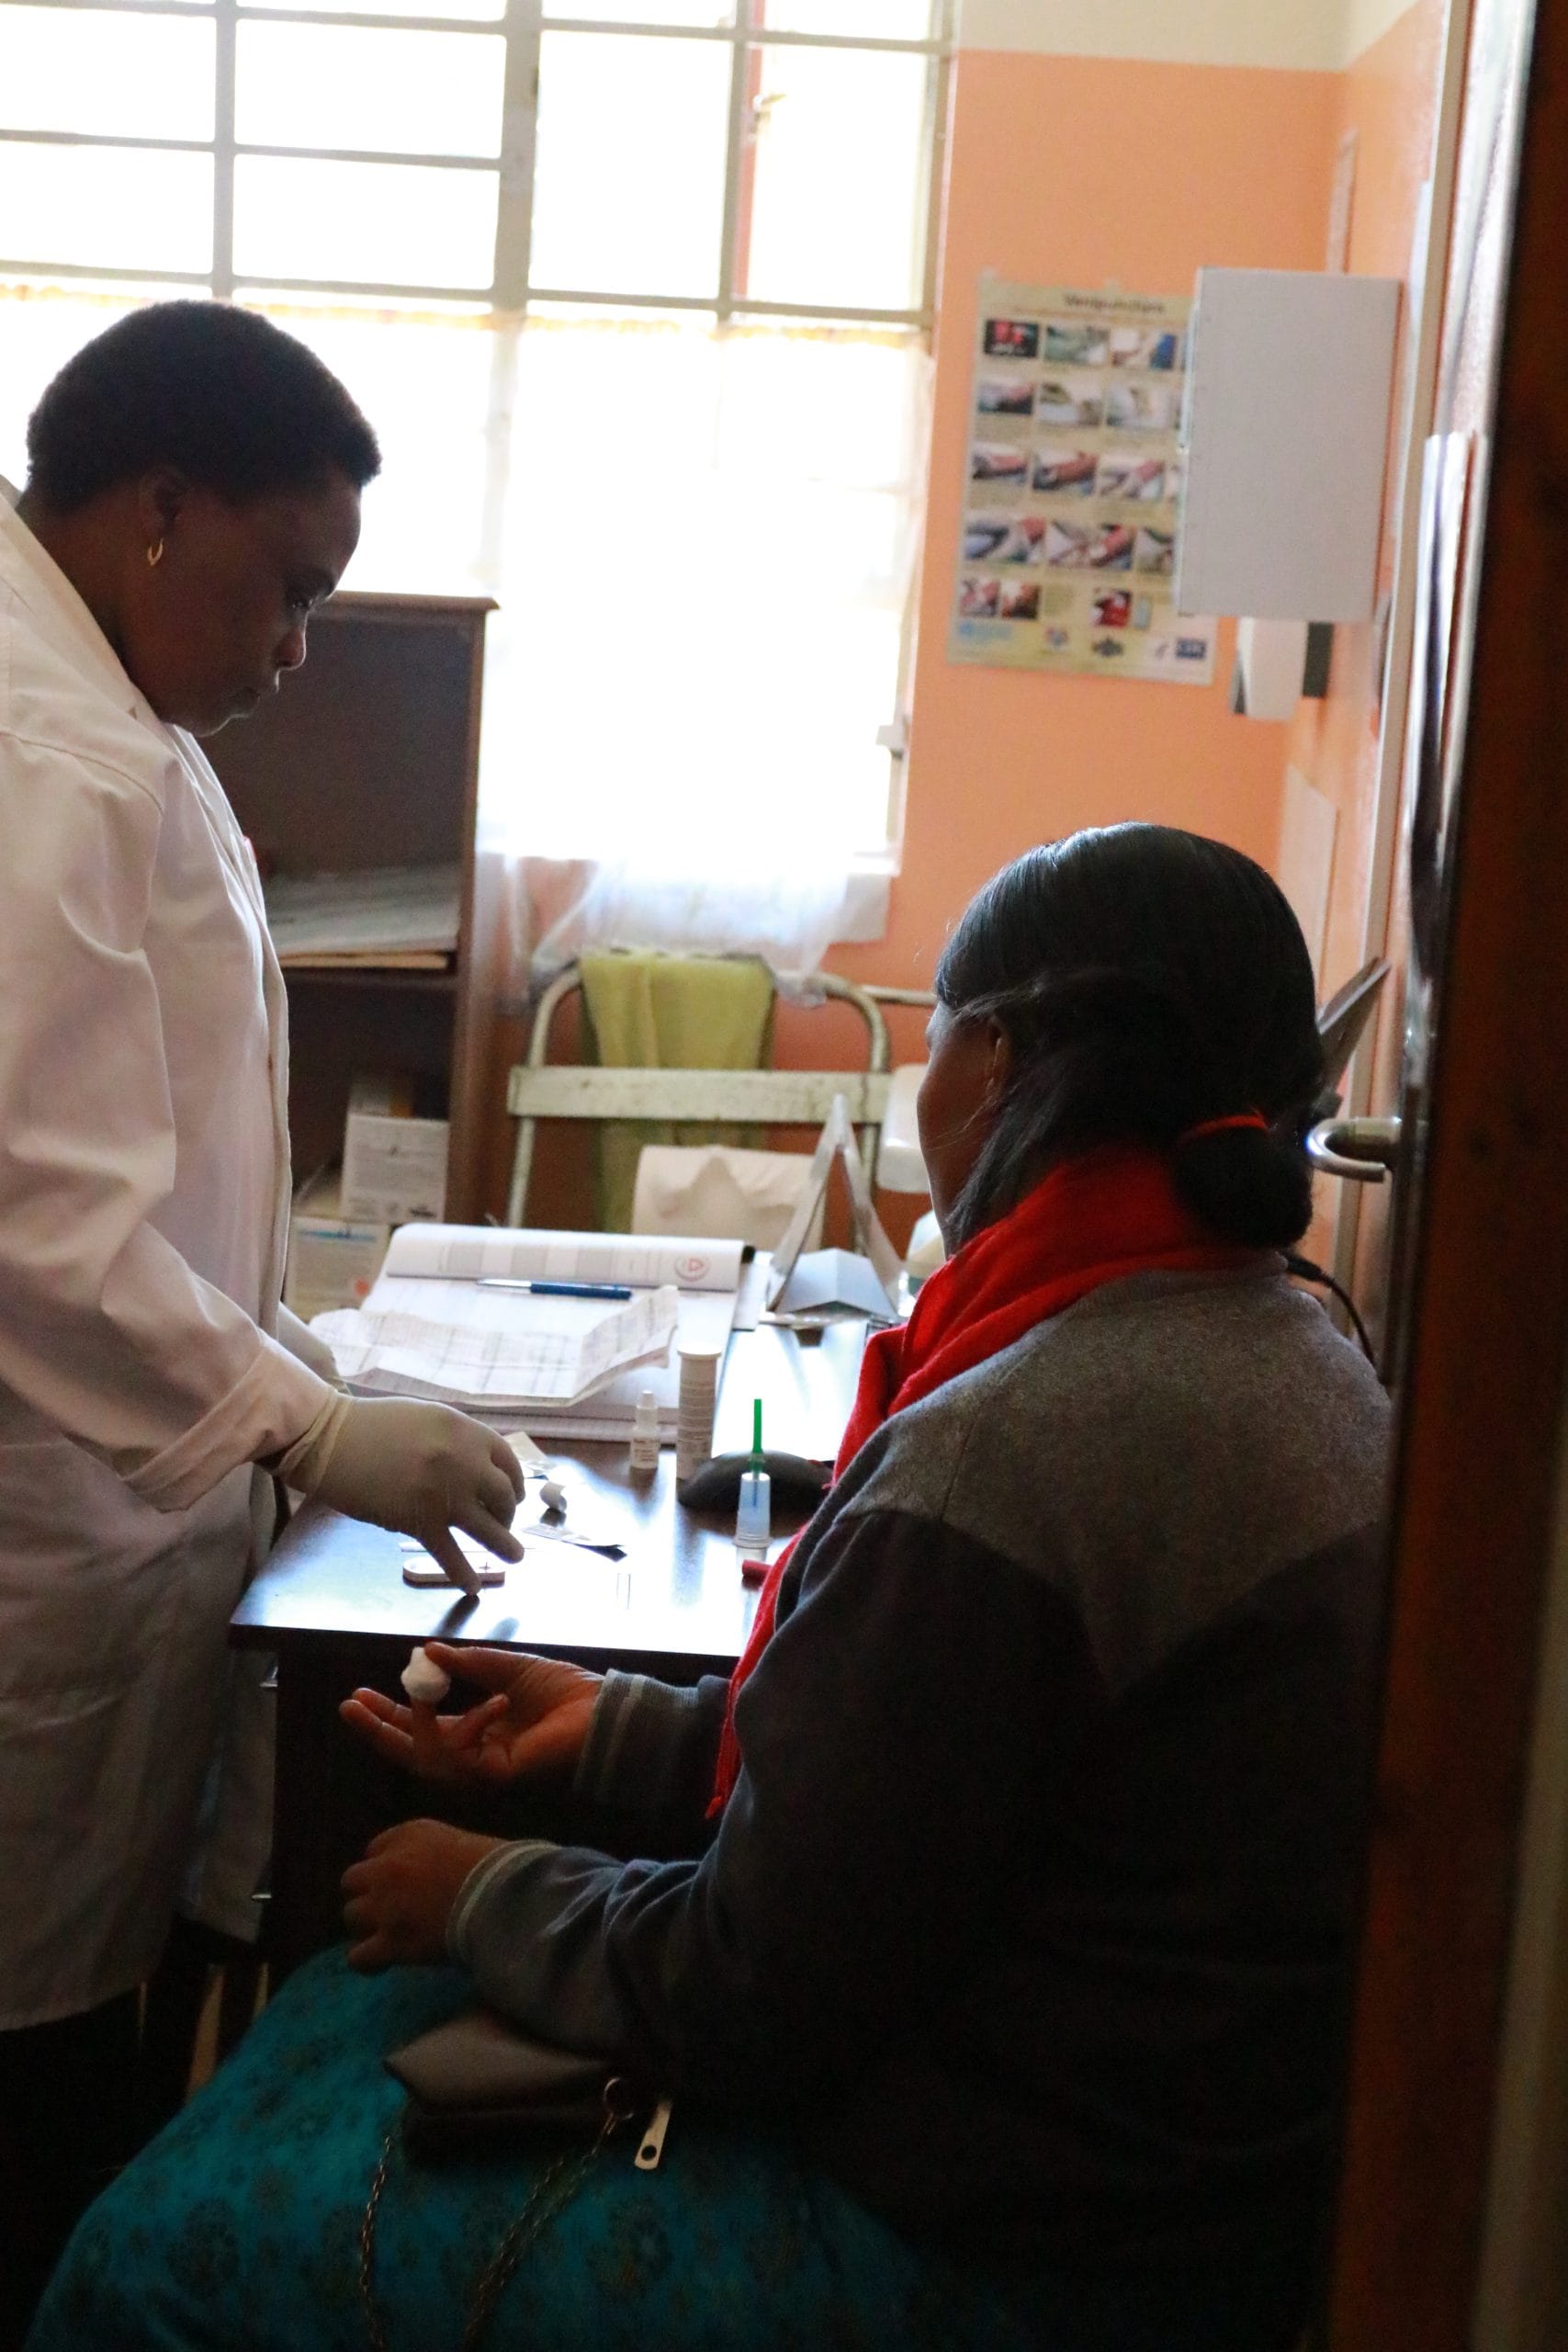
{"left": 677, "top": 1450, "right": 831, "bottom": 1513}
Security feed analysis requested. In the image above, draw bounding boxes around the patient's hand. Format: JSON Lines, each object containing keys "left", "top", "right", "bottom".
{"left": 342, "top": 1820, "right": 502, "bottom": 1969}
{"left": 340, "top": 1645, "right": 604, "bottom": 1789}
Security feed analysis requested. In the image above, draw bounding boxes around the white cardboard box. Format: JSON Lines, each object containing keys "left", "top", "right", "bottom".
{"left": 283, "top": 1182, "right": 390, "bottom": 1321}
{"left": 341, "top": 1112, "right": 449, "bottom": 1225}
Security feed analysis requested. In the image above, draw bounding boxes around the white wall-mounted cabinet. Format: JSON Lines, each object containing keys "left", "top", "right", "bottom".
{"left": 1175, "top": 267, "right": 1401, "bottom": 622}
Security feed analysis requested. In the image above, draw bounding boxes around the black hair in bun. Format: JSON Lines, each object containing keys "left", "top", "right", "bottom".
{"left": 1169, "top": 1119, "right": 1315, "bottom": 1250}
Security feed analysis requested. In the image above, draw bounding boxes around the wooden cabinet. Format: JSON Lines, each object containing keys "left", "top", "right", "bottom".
{"left": 208, "top": 592, "right": 505, "bottom": 1223}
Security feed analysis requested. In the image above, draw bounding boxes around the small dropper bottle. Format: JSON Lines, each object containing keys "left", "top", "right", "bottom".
{"left": 629, "top": 1387, "right": 660, "bottom": 1476}
{"left": 734, "top": 1397, "right": 771, "bottom": 1550}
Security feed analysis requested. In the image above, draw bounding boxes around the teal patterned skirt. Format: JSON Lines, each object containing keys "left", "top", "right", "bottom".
{"left": 28, "top": 1947, "right": 1308, "bottom": 2352}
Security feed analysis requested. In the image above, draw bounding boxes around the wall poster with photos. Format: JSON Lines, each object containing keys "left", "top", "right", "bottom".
{"left": 951, "top": 277, "right": 1216, "bottom": 684}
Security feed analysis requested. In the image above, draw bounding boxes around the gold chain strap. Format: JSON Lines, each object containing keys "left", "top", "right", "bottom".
{"left": 457, "top": 2126, "right": 615, "bottom": 2352}
{"left": 359, "top": 2081, "right": 637, "bottom": 2352}
{"left": 358, "top": 2132, "right": 398, "bottom": 2352}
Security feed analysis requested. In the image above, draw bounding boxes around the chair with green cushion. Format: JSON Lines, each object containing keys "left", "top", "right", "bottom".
{"left": 505, "top": 951, "right": 893, "bottom": 1232}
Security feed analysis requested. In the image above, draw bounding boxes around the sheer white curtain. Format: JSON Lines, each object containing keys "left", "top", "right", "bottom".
{"left": 0, "top": 285, "right": 927, "bottom": 973}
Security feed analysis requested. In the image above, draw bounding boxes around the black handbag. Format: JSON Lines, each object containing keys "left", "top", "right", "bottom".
{"left": 359, "top": 2007, "right": 670, "bottom": 2352}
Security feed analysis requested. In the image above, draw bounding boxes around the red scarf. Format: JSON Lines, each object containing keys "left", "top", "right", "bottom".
{"left": 707, "top": 1148, "right": 1256, "bottom": 1814}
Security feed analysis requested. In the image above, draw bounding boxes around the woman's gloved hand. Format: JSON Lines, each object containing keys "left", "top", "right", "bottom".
{"left": 277, "top": 1395, "right": 525, "bottom": 1593}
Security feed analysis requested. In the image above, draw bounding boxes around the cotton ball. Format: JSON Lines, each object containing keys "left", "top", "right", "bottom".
{"left": 400, "top": 1645, "right": 451, "bottom": 1706}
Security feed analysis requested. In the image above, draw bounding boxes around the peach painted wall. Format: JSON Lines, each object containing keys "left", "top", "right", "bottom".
{"left": 1284, "top": 0, "right": 1448, "bottom": 1012}
{"left": 1277, "top": 1, "right": 1446, "bottom": 1295}
{"left": 830, "top": 44, "right": 1341, "bottom": 1027}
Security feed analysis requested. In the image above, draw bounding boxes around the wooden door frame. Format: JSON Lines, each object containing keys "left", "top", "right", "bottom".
{"left": 1327, "top": 3, "right": 1568, "bottom": 2343}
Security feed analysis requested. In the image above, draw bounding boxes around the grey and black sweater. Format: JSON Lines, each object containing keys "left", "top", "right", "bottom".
{"left": 448, "top": 1263, "right": 1392, "bottom": 2267}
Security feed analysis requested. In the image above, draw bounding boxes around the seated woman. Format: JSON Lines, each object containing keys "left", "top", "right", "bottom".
{"left": 28, "top": 824, "right": 1392, "bottom": 2352}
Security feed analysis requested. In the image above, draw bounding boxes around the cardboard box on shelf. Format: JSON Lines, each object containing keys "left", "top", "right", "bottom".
{"left": 340, "top": 1074, "right": 448, "bottom": 1225}
{"left": 283, "top": 1174, "right": 390, "bottom": 1321}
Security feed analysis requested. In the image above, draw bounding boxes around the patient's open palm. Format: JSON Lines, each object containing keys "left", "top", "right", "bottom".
{"left": 340, "top": 1645, "right": 603, "bottom": 1786}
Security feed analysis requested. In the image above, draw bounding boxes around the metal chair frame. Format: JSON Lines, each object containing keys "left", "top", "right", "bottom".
{"left": 505, "top": 959, "right": 893, "bottom": 1229}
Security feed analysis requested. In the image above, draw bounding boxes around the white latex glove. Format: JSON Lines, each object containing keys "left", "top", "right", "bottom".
{"left": 276, "top": 1303, "right": 346, "bottom": 1388}
{"left": 277, "top": 1396, "right": 525, "bottom": 1597}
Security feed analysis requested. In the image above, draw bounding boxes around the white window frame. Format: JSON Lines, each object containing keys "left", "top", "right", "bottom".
{"left": 0, "top": 0, "right": 953, "bottom": 324}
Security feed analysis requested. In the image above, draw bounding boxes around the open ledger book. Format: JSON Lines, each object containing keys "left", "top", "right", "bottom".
{"left": 310, "top": 1225, "right": 745, "bottom": 1439}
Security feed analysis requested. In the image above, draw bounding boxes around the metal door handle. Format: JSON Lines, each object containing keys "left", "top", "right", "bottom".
{"left": 1306, "top": 1115, "right": 1403, "bottom": 1182}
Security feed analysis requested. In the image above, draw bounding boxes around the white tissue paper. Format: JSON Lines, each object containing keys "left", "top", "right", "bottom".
{"left": 631, "top": 1145, "right": 825, "bottom": 1253}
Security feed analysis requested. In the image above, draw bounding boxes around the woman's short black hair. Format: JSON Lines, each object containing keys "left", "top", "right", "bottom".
{"left": 934, "top": 823, "right": 1325, "bottom": 1250}
{"left": 26, "top": 300, "right": 381, "bottom": 514}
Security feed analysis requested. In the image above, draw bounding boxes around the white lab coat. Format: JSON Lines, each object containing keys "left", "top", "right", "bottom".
{"left": 0, "top": 489, "right": 333, "bottom": 2029}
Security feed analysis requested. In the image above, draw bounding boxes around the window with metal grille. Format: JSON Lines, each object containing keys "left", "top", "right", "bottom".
{"left": 0, "top": 3, "right": 947, "bottom": 873}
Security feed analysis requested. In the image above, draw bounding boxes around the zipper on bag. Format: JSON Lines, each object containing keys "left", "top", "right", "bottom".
{"left": 635, "top": 2098, "right": 673, "bottom": 2171}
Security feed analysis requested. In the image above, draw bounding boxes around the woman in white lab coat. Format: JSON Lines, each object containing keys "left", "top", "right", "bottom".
{"left": 0, "top": 301, "right": 525, "bottom": 2342}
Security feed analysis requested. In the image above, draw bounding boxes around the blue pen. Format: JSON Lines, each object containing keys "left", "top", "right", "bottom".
{"left": 477, "top": 1277, "right": 634, "bottom": 1299}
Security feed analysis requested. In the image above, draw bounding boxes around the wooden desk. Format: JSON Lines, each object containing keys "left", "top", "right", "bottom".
{"left": 231, "top": 1321, "right": 864, "bottom": 1973}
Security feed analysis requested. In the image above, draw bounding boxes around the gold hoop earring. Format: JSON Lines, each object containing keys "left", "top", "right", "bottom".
{"left": 146, "top": 539, "right": 164, "bottom": 570}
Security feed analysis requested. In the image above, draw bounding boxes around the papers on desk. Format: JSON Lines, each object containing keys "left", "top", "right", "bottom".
{"left": 310, "top": 1224, "right": 745, "bottom": 1434}
{"left": 313, "top": 1283, "right": 679, "bottom": 1410}
{"left": 376, "top": 1225, "right": 744, "bottom": 1292}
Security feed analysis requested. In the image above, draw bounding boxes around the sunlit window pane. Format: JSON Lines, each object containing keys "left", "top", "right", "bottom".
{"left": 236, "top": 25, "right": 504, "bottom": 158}
{"left": 234, "top": 157, "right": 498, "bottom": 288}
{"left": 240, "top": 287, "right": 491, "bottom": 320}
{"left": 0, "top": 8, "right": 214, "bottom": 141}
{"left": 255, "top": 0, "right": 500, "bottom": 17}
{"left": 530, "top": 32, "right": 728, "bottom": 298}
{"left": 0, "top": 144, "right": 212, "bottom": 272}
{"left": 546, "top": 4, "right": 734, "bottom": 24}
{"left": 743, "top": 44, "right": 927, "bottom": 312}
{"left": 0, "top": 283, "right": 206, "bottom": 484}
{"left": 750, "top": 0, "right": 934, "bottom": 33}
{"left": 491, "top": 311, "right": 916, "bottom": 858}
{"left": 241, "top": 298, "right": 496, "bottom": 592}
